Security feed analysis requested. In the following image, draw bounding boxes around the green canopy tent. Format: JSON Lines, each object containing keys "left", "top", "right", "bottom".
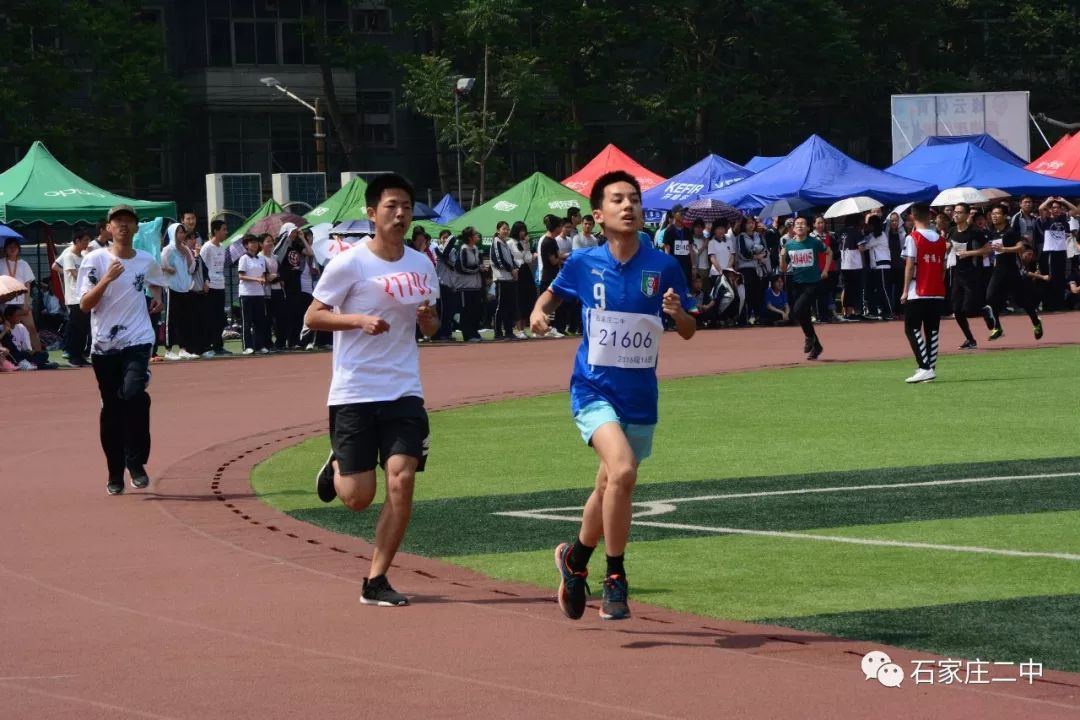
{"left": 448, "top": 172, "right": 587, "bottom": 238}
{"left": 304, "top": 177, "right": 368, "bottom": 225}
{"left": 0, "top": 141, "right": 176, "bottom": 224}
{"left": 223, "top": 198, "right": 285, "bottom": 247}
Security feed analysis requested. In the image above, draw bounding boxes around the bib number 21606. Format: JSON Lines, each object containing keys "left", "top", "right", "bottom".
{"left": 587, "top": 309, "right": 662, "bottom": 369}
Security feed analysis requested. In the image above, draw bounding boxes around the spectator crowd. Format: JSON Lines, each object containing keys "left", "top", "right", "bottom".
{"left": 3, "top": 194, "right": 1079, "bottom": 371}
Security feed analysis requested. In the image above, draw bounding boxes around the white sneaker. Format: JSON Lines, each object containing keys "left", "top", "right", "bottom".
{"left": 17, "top": 360, "right": 36, "bottom": 371}
{"left": 905, "top": 368, "right": 936, "bottom": 384}
{"left": 201, "top": 350, "right": 216, "bottom": 359}
{"left": 178, "top": 350, "right": 199, "bottom": 360}
{"left": 242, "top": 348, "right": 255, "bottom": 355}
{"left": 259, "top": 348, "right": 270, "bottom": 354}
{"left": 164, "top": 351, "right": 181, "bottom": 361}
{"left": 305, "top": 343, "right": 316, "bottom": 350}
{"left": 514, "top": 331, "right": 527, "bottom": 339}
{"left": 546, "top": 328, "right": 565, "bottom": 338}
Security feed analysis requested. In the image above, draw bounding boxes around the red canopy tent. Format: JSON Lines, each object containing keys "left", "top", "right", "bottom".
{"left": 562, "top": 144, "right": 666, "bottom": 197}
{"left": 1026, "top": 133, "right": 1080, "bottom": 181}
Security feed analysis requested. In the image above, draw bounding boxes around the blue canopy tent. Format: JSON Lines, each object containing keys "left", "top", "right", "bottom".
{"left": 744, "top": 156, "right": 783, "bottom": 173}
{"left": 921, "top": 134, "right": 1026, "bottom": 167}
{"left": 641, "top": 154, "right": 752, "bottom": 221}
{"left": 432, "top": 193, "right": 465, "bottom": 224}
{"left": 886, "top": 141, "right": 1080, "bottom": 197}
{"left": 705, "top": 135, "right": 936, "bottom": 213}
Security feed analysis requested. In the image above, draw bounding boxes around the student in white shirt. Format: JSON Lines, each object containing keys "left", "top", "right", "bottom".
{"left": 2, "top": 236, "right": 41, "bottom": 352}
{"left": 260, "top": 233, "right": 286, "bottom": 350}
{"left": 56, "top": 228, "right": 93, "bottom": 365}
{"left": 76, "top": 204, "right": 166, "bottom": 495}
{"left": 237, "top": 234, "right": 270, "bottom": 355}
{"left": 200, "top": 219, "right": 230, "bottom": 354}
{"left": 305, "top": 174, "right": 440, "bottom": 608}
{"left": 160, "top": 223, "right": 198, "bottom": 359}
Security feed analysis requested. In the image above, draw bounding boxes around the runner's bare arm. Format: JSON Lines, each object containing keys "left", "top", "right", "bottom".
{"left": 416, "top": 301, "right": 439, "bottom": 337}
{"left": 662, "top": 288, "right": 696, "bottom": 340}
{"left": 530, "top": 289, "right": 562, "bottom": 335}
{"left": 304, "top": 298, "right": 389, "bottom": 335}
{"left": 900, "top": 256, "right": 915, "bottom": 304}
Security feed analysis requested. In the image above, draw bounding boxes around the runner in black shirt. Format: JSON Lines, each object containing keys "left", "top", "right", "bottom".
{"left": 983, "top": 204, "right": 1042, "bottom": 341}
{"left": 662, "top": 206, "right": 694, "bottom": 284}
{"left": 949, "top": 203, "right": 990, "bottom": 349}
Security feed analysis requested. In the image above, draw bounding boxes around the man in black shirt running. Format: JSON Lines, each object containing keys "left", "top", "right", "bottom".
{"left": 949, "top": 203, "right": 991, "bottom": 349}
{"left": 982, "top": 203, "right": 1043, "bottom": 342}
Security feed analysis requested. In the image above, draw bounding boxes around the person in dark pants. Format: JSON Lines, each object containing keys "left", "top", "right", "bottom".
{"left": 948, "top": 204, "right": 990, "bottom": 350}
{"left": 260, "top": 233, "right": 287, "bottom": 349}
{"left": 76, "top": 204, "right": 166, "bottom": 495}
{"left": 237, "top": 234, "right": 270, "bottom": 354}
{"left": 983, "top": 203, "right": 1043, "bottom": 342}
{"left": 456, "top": 226, "right": 484, "bottom": 342}
{"left": 57, "top": 228, "right": 92, "bottom": 365}
{"left": 489, "top": 221, "right": 518, "bottom": 339}
{"left": 1037, "top": 197, "right": 1078, "bottom": 311}
{"left": 779, "top": 217, "right": 831, "bottom": 360}
{"left": 278, "top": 227, "right": 314, "bottom": 348}
{"left": 200, "top": 219, "right": 230, "bottom": 355}
{"left": 434, "top": 230, "right": 460, "bottom": 341}
{"left": 899, "top": 204, "right": 946, "bottom": 384}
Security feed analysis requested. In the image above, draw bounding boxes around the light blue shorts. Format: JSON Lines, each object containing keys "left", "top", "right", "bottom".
{"left": 573, "top": 400, "right": 656, "bottom": 463}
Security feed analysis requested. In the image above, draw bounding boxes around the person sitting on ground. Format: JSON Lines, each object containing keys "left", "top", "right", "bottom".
{"left": 1, "top": 305, "right": 58, "bottom": 369}
{"left": 688, "top": 274, "right": 716, "bottom": 328}
{"left": 760, "top": 274, "right": 790, "bottom": 325}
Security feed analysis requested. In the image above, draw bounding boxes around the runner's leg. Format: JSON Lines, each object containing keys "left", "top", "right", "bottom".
{"left": 368, "top": 454, "right": 417, "bottom": 579}
{"left": 588, "top": 422, "right": 639, "bottom": 558}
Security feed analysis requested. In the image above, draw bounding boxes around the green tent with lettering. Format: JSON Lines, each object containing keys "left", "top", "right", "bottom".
{"left": 0, "top": 141, "right": 176, "bottom": 224}
{"left": 448, "top": 172, "right": 588, "bottom": 238}
{"left": 304, "top": 177, "right": 369, "bottom": 225}
{"left": 223, "top": 198, "right": 285, "bottom": 247}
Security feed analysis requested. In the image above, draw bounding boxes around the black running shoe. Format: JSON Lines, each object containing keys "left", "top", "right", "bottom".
{"left": 959, "top": 339, "right": 977, "bottom": 350}
{"left": 361, "top": 575, "right": 409, "bottom": 606}
{"left": 981, "top": 305, "right": 996, "bottom": 331}
{"left": 316, "top": 452, "right": 336, "bottom": 503}
{"left": 1033, "top": 320, "right": 1044, "bottom": 340}
{"left": 803, "top": 336, "right": 813, "bottom": 354}
{"left": 107, "top": 477, "right": 125, "bottom": 495}
{"left": 129, "top": 467, "right": 150, "bottom": 489}
{"left": 808, "top": 338, "right": 823, "bottom": 360}
{"left": 554, "top": 542, "right": 590, "bottom": 620}
{"left": 599, "top": 574, "right": 630, "bottom": 620}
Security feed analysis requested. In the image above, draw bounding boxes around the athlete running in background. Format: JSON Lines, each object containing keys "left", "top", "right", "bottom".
{"left": 983, "top": 203, "right": 1043, "bottom": 342}
{"left": 531, "top": 170, "right": 697, "bottom": 621}
{"left": 779, "top": 217, "right": 831, "bottom": 360}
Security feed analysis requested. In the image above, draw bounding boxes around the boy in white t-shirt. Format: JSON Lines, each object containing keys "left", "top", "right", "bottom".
{"left": 305, "top": 174, "right": 440, "bottom": 607}
{"left": 237, "top": 234, "right": 270, "bottom": 355}
{"left": 76, "top": 205, "right": 166, "bottom": 495}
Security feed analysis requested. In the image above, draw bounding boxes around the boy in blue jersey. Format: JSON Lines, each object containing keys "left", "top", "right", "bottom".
{"left": 530, "top": 171, "right": 697, "bottom": 621}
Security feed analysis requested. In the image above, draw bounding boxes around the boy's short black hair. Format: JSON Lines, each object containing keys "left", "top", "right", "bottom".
{"left": 589, "top": 171, "right": 641, "bottom": 211}
{"left": 3, "top": 305, "right": 21, "bottom": 320}
{"left": 365, "top": 173, "right": 415, "bottom": 208}
{"left": 73, "top": 226, "right": 94, "bottom": 240}
{"left": 241, "top": 233, "right": 260, "bottom": 246}
{"left": 210, "top": 219, "right": 226, "bottom": 234}
{"left": 543, "top": 214, "right": 561, "bottom": 233}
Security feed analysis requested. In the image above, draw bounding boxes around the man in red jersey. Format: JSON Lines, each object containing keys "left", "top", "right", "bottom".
{"left": 900, "top": 203, "right": 946, "bottom": 384}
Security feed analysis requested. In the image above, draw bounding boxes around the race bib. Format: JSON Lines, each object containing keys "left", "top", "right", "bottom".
{"left": 789, "top": 249, "right": 814, "bottom": 268}
{"left": 674, "top": 239, "right": 691, "bottom": 256}
{"left": 587, "top": 309, "right": 663, "bottom": 369}
{"left": 375, "top": 271, "right": 437, "bottom": 304}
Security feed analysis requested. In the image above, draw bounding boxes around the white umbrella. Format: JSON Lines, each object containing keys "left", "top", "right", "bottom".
{"left": 889, "top": 202, "right": 914, "bottom": 218}
{"left": 931, "top": 187, "right": 988, "bottom": 206}
{"left": 980, "top": 188, "right": 1010, "bottom": 202}
{"left": 823, "top": 196, "right": 883, "bottom": 219}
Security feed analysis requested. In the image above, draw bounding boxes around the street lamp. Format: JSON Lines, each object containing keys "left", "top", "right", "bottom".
{"left": 453, "top": 77, "right": 476, "bottom": 204}
{"left": 260, "top": 76, "right": 326, "bottom": 173}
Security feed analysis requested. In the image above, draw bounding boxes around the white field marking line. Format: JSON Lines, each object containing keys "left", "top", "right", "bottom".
{"left": 0, "top": 680, "right": 181, "bottom": 720}
{"left": 494, "top": 471, "right": 1080, "bottom": 561}
{"left": 495, "top": 471, "right": 1080, "bottom": 521}
{"left": 0, "top": 675, "right": 78, "bottom": 681}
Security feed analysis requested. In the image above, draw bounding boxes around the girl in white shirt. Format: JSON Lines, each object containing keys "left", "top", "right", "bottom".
{"left": 2, "top": 237, "right": 41, "bottom": 351}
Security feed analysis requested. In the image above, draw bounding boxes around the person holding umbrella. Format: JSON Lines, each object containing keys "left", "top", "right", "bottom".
{"left": 2, "top": 235, "right": 42, "bottom": 352}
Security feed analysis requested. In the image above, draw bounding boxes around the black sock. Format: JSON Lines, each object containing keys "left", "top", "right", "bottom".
{"left": 606, "top": 553, "right": 625, "bottom": 578}
{"left": 956, "top": 315, "right": 974, "bottom": 343}
{"left": 568, "top": 539, "right": 594, "bottom": 572}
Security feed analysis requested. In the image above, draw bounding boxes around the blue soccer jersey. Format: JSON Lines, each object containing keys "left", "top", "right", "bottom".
{"left": 550, "top": 242, "right": 695, "bottom": 425}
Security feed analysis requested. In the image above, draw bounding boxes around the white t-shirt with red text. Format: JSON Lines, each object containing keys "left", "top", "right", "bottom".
{"left": 313, "top": 243, "right": 439, "bottom": 406}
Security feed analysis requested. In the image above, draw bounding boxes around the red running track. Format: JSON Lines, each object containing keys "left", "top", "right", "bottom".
{"left": 3, "top": 317, "right": 1079, "bottom": 719}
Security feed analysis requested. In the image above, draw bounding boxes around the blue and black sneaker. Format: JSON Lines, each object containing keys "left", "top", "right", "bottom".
{"left": 554, "top": 542, "right": 590, "bottom": 620}
{"left": 599, "top": 574, "right": 630, "bottom": 620}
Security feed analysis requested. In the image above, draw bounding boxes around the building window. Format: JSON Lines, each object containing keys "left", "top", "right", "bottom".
{"left": 352, "top": 7, "right": 392, "bottom": 34}
{"left": 359, "top": 90, "right": 396, "bottom": 147}
{"left": 205, "top": 0, "right": 314, "bottom": 66}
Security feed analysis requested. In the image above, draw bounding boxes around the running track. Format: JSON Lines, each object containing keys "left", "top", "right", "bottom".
{"left": 4, "top": 317, "right": 1079, "bottom": 719}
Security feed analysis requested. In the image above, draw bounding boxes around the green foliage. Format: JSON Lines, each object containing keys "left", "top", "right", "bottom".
{"left": 0, "top": 0, "right": 184, "bottom": 189}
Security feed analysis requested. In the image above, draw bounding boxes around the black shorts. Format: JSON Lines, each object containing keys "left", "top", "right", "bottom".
{"left": 329, "top": 396, "right": 429, "bottom": 475}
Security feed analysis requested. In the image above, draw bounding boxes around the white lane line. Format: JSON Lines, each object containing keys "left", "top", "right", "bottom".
{"left": 493, "top": 471, "right": 1080, "bottom": 560}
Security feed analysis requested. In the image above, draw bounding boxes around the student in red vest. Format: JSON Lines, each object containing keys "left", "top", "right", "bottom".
{"left": 900, "top": 203, "right": 946, "bottom": 384}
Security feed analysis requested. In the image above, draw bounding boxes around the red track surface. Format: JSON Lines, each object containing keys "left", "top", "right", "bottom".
{"left": 4, "top": 317, "right": 1079, "bottom": 719}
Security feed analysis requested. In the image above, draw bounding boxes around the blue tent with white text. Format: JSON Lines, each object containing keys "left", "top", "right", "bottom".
{"left": 641, "top": 154, "right": 752, "bottom": 221}
{"left": 705, "top": 135, "right": 936, "bottom": 212}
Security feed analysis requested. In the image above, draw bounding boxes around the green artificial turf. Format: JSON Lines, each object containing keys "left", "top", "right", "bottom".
{"left": 254, "top": 345, "right": 1080, "bottom": 512}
